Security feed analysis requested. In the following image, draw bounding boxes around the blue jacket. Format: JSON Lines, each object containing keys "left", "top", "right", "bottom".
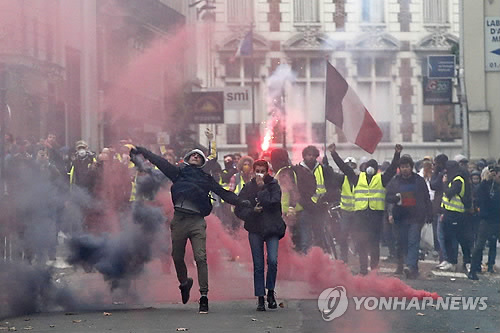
{"left": 137, "top": 148, "right": 240, "bottom": 216}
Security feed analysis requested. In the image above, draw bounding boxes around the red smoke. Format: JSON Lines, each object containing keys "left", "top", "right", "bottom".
{"left": 144, "top": 192, "right": 439, "bottom": 302}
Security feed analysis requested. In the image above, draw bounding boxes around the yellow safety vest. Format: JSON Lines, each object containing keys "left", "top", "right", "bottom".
{"left": 68, "top": 157, "right": 97, "bottom": 190}
{"left": 129, "top": 172, "right": 138, "bottom": 202}
{"left": 311, "top": 165, "right": 327, "bottom": 204}
{"left": 234, "top": 173, "right": 246, "bottom": 195}
{"left": 219, "top": 169, "right": 230, "bottom": 190}
{"left": 441, "top": 176, "right": 465, "bottom": 213}
{"left": 275, "top": 166, "right": 303, "bottom": 213}
{"left": 340, "top": 175, "right": 355, "bottom": 212}
{"left": 354, "top": 173, "right": 385, "bottom": 211}
{"left": 116, "top": 153, "right": 135, "bottom": 169}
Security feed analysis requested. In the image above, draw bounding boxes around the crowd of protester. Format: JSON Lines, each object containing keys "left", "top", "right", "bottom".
{"left": 1, "top": 129, "right": 500, "bottom": 311}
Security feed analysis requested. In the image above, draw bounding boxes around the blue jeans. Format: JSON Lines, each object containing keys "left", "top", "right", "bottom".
{"left": 295, "top": 210, "right": 314, "bottom": 254}
{"left": 437, "top": 215, "right": 448, "bottom": 262}
{"left": 248, "top": 233, "right": 279, "bottom": 297}
{"left": 394, "top": 219, "right": 423, "bottom": 272}
{"left": 339, "top": 211, "right": 355, "bottom": 263}
{"left": 471, "top": 221, "right": 500, "bottom": 272}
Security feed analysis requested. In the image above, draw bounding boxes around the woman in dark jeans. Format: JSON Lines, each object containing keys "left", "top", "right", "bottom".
{"left": 235, "top": 160, "right": 286, "bottom": 311}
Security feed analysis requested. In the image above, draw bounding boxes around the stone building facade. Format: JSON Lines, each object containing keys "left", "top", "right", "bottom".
{"left": 192, "top": 0, "right": 463, "bottom": 162}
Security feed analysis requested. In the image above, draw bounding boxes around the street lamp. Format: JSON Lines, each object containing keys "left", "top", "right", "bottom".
{"left": 0, "top": 66, "right": 8, "bottom": 194}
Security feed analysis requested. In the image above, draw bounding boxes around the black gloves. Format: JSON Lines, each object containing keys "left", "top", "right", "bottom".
{"left": 130, "top": 146, "right": 150, "bottom": 158}
{"left": 238, "top": 199, "right": 252, "bottom": 208}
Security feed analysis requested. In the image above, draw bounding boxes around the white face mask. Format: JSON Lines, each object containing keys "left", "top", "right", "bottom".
{"left": 77, "top": 149, "right": 87, "bottom": 158}
{"left": 366, "top": 166, "right": 375, "bottom": 175}
{"left": 255, "top": 173, "right": 265, "bottom": 178}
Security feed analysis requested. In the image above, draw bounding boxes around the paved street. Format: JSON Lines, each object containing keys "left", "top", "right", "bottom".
{"left": 2, "top": 254, "right": 499, "bottom": 333}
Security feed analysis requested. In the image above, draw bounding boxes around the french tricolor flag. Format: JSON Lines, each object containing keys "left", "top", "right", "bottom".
{"left": 233, "top": 30, "right": 253, "bottom": 59}
{"left": 325, "top": 61, "right": 383, "bottom": 154}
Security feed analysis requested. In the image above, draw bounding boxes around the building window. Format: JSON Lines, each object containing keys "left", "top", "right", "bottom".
{"left": 312, "top": 123, "right": 325, "bottom": 143}
{"left": 225, "top": 58, "right": 258, "bottom": 78}
{"left": 310, "top": 58, "right": 326, "bottom": 78}
{"left": 226, "top": 124, "right": 241, "bottom": 144}
{"left": 293, "top": 123, "right": 307, "bottom": 143}
{"left": 356, "top": 57, "right": 393, "bottom": 142}
{"left": 423, "top": 0, "right": 448, "bottom": 24}
{"left": 288, "top": 57, "right": 326, "bottom": 143}
{"left": 422, "top": 104, "right": 461, "bottom": 142}
{"left": 361, "top": 0, "right": 385, "bottom": 23}
{"left": 227, "top": 0, "right": 253, "bottom": 24}
{"left": 294, "top": 0, "right": 320, "bottom": 23}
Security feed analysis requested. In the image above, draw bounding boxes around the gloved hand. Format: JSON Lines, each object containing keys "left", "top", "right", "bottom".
{"left": 130, "top": 146, "right": 149, "bottom": 157}
{"left": 238, "top": 199, "right": 252, "bottom": 208}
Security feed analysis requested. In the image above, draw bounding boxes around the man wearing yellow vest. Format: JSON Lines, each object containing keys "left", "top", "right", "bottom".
{"left": 68, "top": 140, "right": 97, "bottom": 193}
{"left": 439, "top": 160, "right": 472, "bottom": 272}
{"left": 224, "top": 156, "right": 254, "bottom": 231}
{"left": 270, "top": 148, "right": 300, "bottom": 219}
{"left": 294, "top": 145, "right": 336, "bottom": 254}
{"left": 337, "top": 157, "right": 358, "bottom": 263}
{"left": 229, "top": 156, "right": 254, "bottom": 195}
{"left": 329, "top": 143, "right": 402, "bottom": 275}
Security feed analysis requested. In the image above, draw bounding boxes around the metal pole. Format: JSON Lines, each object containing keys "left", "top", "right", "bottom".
{"left": 0, "top": 67, "right": 7, "bottom": 194}
{"left": 282, "top": 92, "right": 287, "bottom": 149}
{"left": 250, "top": 24, "right": 256, "bottom": 128}
{"left": 459, "top": 0, "right": 469, "bottom": 158}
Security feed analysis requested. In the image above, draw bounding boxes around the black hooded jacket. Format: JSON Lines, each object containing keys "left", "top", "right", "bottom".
{"left": 234, "top": 175, "right": 286, "bottom": 239}
{"left": 331, "top": 151, "right": 400, "bottom": 188}
{"left": 443, "top": 160, "right": 472, "bottom": 211}
{"left": 133, "top": 147, "right": 241, "bottom": 216}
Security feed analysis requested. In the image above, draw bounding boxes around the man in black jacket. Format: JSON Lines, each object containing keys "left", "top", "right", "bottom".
{"left": 386, "top": 154, "right": 432, "bottom": 278}
{"left": 131, "top": 146, "right": 248, "bottom": 313}
{"left": 293, "top": 146, "right": 337, "bottom": 254}
{"left": 430, "top": 153, "right": 449, "bottom": 267}
{"left": 439, "top": 160, "right": 472, "bottom": 272}
{"left": 234, "top": 160, "right": 285, "bottom": 311}
{"left": 330, "top": 143, "right": 402, "bottom": 275}
{"left": 468, "top": 166, "right": 500, "bottom": 280}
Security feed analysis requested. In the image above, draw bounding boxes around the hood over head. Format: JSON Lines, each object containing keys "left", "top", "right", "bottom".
{"left": 270, "top": 148, "right": 290, "bottom": 172}
{"left": 183, "top": 149, "right": 207, "bottom": 168}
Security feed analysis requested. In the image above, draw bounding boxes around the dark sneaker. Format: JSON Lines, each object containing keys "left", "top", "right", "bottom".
{"left": 403, "top": 266, "right": 411, "bottom": 278}
{"left": 487, "top": 266, "right": 495, "bottom": 274}
{"left": 404, "top": 267, "right": 418, "bottom": 279}
{"left": 199, "top": 296, "right": 209, "bottom": 313}
{"left": 468, "top": 271, "right": 479, "bottom": 280}
{"left": 179, "top": 278, "right": 193, "bottom": 304}
{"left": 256, "top": 296, "right": 266, "bottom": 311}
{"left": 267, "top": 290, "right": 277, "bottom": 309}
{"left": 394, "top": 265, "right": 404, "bottom": 275}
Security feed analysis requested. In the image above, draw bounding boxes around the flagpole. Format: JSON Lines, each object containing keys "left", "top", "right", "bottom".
{"left": 323, "top": 60, "right": 328, "bottom": 158}
{"left": 250, "top": 23, "right": 255, "bottom": 128}
{"left": 323, "top": 96, "right": 327, "bottom": 155}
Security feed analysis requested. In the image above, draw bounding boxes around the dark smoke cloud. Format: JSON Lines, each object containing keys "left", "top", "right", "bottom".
{"left": 0, "top": 262, "right": 78, "bottom": 319}
{"left": 67, "top": 202, "right": 167, "bottom": 291}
